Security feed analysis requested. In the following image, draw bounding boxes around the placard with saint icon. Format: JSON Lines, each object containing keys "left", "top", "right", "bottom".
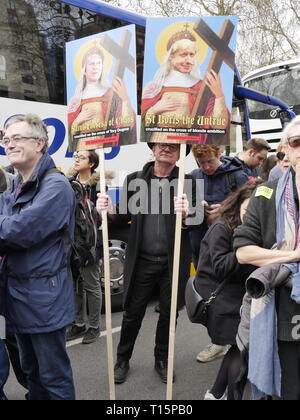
{"left": 66, "top": 25, "right": 138, "bottom": 401}
{"left": 141, "top": 16, "right": 238, "bottom": 146}
{"left": 66, "top": 25, "right": 138, "bottom": 152}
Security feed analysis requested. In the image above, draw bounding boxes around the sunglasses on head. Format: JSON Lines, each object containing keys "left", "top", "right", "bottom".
{"left": 287, "top": 136, "right": 300, "bottom": 148}
{"left": 276, "top": 152, "right": 285, "bottom": 161}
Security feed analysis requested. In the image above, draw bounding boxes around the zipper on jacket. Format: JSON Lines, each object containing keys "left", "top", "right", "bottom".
{"left": 156, "top": 186, "right": 163, "bottom": 261}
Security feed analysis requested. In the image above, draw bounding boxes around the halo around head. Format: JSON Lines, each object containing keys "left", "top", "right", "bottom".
{"left": 74, "top": 38, "right": 113, "bottom": 80}
{"left": 156, "top": 21, "right": 208, "bottom": 65}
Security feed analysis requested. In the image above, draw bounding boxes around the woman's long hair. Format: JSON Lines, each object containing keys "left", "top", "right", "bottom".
{"left": 218, "top": 180, "right": 263, "bottom": 231}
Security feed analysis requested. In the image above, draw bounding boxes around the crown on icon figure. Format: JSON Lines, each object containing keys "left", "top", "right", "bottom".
{"left": 82, "top": 39, "right": 104, "bottom": 66}
{"left": 167, "top": 24, "right": 196, "bottom": 51}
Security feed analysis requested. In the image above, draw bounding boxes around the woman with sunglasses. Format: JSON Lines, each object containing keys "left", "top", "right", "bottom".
{"left": 268, "top": 144, "right": 291, "bottom": 182}
{"left": 234, "top": 116, "right": 300, "bottom": 400}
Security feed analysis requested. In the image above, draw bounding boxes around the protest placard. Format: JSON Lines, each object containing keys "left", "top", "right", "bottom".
{"left": 141, "top": 16, "right": 238, "bottom": 400}
{"left": 66, "top": 25, "right": 138, "bottom": 400}
{"left": 66, "top": 26, "right": 137, "bottom": 152}
{"left": 141, "top": 16, "right": 237, "bottom": 147}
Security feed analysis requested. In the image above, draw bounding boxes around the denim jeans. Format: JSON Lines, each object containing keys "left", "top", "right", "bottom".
{"left": 0, "top": 339, "right": 9, "bottom": 400}
{"left": 16, "top": 328, "right": 75, "bottom": 400}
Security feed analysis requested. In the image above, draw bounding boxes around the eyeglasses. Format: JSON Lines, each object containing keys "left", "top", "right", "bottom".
{"left": 73, "top": 154, "right": 88, "bottom": 161}
{"left": 158, "top": 143, "right": 180, "bottom": 152}
{"left": 0, "top": 135, "right": 39, "bottom": 147}
{"left": 287, "top": 136, "right": 300, "bottom": 149}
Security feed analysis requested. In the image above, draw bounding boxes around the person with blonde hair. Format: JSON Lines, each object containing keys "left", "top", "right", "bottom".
{"left": 142, "top": 28, "right": 229, "bottom": 144}
{"left": 68, "top": 45, "right": 135, "bottom": 150}
{"left": 268, "top": 144, "right": 291, "bottom": 181}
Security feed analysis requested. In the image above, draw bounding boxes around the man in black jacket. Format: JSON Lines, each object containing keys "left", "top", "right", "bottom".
{"left": 235, "top": 137, "right": 271, "bottom": 178}
{"left": 97, "top": 142, "right": 199, "bottom": 384}
{"left": 234, "top": 116, "right": 300, "bottom": 400}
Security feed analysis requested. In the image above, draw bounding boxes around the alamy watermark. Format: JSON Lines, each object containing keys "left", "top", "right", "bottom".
{"left": 0, "top": 316, "right": 5, "bottom": 339}
{"left": 291, "top": 315, "right": 300, "bottom": 340}
{"left": 108, "top": 177, "right": 205, "bottom": 226}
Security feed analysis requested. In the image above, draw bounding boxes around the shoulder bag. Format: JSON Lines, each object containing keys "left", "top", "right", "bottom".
{"left": 185, "top": 275, "right": 231, "bottom": 326}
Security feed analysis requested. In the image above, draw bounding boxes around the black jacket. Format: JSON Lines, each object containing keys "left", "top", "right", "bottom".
{"left": 112, "top": 161, "right": 197, "bottom": 310}
{"left": 195, "top": 220, "right": 254, "bottom": 345}
{"left": 233, "top": 178, "right": 300, "bottom": 342}
{"left": 189, "top": 156, "right": 249, "bottom": 262}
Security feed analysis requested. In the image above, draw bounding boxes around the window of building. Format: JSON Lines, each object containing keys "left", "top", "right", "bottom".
{"left": 0, "top": 89, "right": 8, "bottom": 97}
{"left": 0, "top": 56, "right": 6, "bottom": 80}
{"left": 7, "top": 9, "right": 18, "bottom": 25}
{"left": 6, "top": 0, "right": 16, "bottom": 9}
{"left": 22, "top": 74, "right": 34, "bottom": 85}
{"left": 18, "top": 60, "right": 30, "bottom": 71}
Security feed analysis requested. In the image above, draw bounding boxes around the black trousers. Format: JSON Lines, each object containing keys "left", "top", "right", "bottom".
{"left": 117, "top": 258, "right": 178, "bottom": 363}
{"left": 278, "top": 341, "right": 300, "bottom": 400}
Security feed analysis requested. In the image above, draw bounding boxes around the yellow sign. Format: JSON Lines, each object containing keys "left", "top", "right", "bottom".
{"left": 255, "top": 186, "right": 274, "bottom": 200}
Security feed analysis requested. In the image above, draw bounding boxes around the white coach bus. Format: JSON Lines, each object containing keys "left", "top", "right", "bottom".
{"left": 243, "top": 58, "right": 300, "bottom": 151}
{"left": 0, "top": 0, "right": 295, "bottom": 310}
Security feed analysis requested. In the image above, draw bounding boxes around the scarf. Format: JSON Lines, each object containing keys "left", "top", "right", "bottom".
{"left": 248, "top": 168, "right": 300, "bottom": 399}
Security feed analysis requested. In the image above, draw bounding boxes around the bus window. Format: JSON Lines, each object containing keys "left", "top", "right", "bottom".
{"left": 242, "top": 60, "right": 299, "bottom": 149}
{"left": 0, "top": 0, "right": 145, "bottom": 110}
{"left": 245, "top": 65, "right": 300, "bottom": 119}
{"left": 0, "top": 56, "right": 6, "bottom": 80}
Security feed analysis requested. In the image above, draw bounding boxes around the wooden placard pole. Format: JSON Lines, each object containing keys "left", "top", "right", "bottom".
{"left": 99, "top": 146, "right": 116, "bottom": 401}
{"left": 166, "top": 142, "right": 187, "bottom": 401}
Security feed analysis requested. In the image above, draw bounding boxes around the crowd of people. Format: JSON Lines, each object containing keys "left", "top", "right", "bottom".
{"left": 0, "top": 111, "right": 299, "bottom": 400}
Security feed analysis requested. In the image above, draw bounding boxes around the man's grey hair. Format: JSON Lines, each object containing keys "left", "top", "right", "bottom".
{"left": 4, "top": 114, "right": 49, "bottom": 154}
{"left": 281, "top": 116, "right": 300, "bottom": 146}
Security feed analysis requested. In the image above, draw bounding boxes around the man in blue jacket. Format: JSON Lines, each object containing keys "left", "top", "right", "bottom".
{"left": 190, "top": 144, "right": 249, "bottom": 264}
{"left": 0, "top": 114, "right": 76, "bottom": 400}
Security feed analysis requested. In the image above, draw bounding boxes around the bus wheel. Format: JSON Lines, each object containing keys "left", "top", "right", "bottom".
{"left": 100, "top": 238, "right": 127, "bottom": 313}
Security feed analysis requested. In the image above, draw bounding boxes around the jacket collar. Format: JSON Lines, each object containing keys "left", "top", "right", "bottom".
{"left": 141, "top": 161, "right": 179, "bottom": 182}
{"left": 13, "top": 153, "right": 56, "bottom": 204}
{"left": 72, "top": 171, "right": 100, "bottom": 187}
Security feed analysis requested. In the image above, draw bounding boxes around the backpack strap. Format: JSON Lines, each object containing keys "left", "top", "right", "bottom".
{"left": 60, "top": 224, "right": 80, "bottom": 292}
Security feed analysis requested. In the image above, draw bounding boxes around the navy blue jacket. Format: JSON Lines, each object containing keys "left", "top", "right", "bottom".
{"left": 189, "top": 156, "right": 249, "bottom": 263}
{"left": 0, "top": 154, "right": 76, "bottom": 334}
{"left": 191, "top": 156, "right": 249, "bottom": 205}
